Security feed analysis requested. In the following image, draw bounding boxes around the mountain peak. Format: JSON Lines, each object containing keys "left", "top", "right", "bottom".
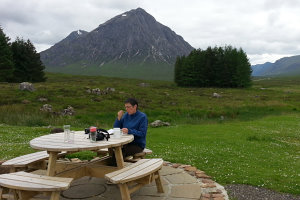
{"left": 59, "top": 29, "right": 88, "bottom": 43}
{"left": 98, "top": 7, "right": 156, "bottom": 29}
{"left": 40, "top": 8, "right": 194, "bottom": 80}
{"left": 122, "top": 7, "right": 149, "bottom": 16}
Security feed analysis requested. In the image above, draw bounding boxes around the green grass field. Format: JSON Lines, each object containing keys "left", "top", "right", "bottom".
{"left": 148, "top": 114, "right": 300, "bottom": 194}
{"left": 0, "top": 73, "right": 299, "bottom": 194}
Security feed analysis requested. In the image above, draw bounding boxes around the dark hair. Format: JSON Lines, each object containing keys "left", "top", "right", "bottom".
{"left": 125, "top": 98, "right": 138, "bottom": 108}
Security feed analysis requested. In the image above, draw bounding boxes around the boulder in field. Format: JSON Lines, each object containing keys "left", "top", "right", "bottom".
{"left": 19, "top": 82, "right": 35, "bottom": 92}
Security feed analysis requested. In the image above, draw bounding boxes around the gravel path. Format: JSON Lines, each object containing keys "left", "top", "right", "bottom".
{"left": 225, "top": 184, "right": 300, "bottom": 200}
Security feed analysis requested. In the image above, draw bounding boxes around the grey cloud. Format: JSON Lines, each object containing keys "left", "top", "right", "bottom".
{"left": 263, "top": 0, "right": 300, "bottom": 10}
{"left": 1, "top": 0, "right": 300, "bottom": 64}
{"left": 0, "top": 1, "right": 37, "bottom": 25}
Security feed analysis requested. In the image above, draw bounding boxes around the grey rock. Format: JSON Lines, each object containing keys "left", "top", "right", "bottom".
{"left": 38, "top": 97, "right": 48, "bottom": 102}
{"left": 91, "top": 88, "right": 102, "bottom": 95}
{"left": 90, "top": 88, "right": 115, "bottom": 95}
{"left": 150, "top": 120, "right": 170, "bottom": 127}
{"left": 106, "top": 87, "right": 115, "bottom": 92}
{"left": 86, "top": 89, "right": 91, "bottom": 93}
{"left": 61, "top": 105, "right": 75, "bottom": 116}
{"left": 40, "top": 104, "right": 52, "bottom": 112}
{"left": 19, "top": 82, "right": 35, "bottom": 92}
{"left": 213, "top": 92, "right": 222, "bottom": 98}
{"left": 139, "top": 83, "right": 150, "bottom": 87}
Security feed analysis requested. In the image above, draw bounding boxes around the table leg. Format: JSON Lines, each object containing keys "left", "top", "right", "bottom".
{"left": 47, "top": 152, "right": 58, "bottom": 176}
{"left": 108, "top": 148, "right": 114, "bottom": 156}
{"left": 114, "top": 146, "right": 124, "bottom": 169}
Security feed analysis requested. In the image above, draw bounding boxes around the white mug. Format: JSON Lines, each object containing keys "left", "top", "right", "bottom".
{"left": 113, "top": 128, "right": 121, "bottom": 138}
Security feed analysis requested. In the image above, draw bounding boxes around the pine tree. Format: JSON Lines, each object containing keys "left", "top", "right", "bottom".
{"left": 11, "top": 38, "right": 46, "bottom": 82}
{"left": 174, "top": 46, "right": 252, "bottom": 88}
{"left": 0, "top": 27, "right": 14, "bottom": 82}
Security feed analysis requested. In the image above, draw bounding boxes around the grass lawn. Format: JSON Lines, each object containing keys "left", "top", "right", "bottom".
{"left": 147, "top": 114, "right": 300, "bottom": 194}
{"left": 0, "top": 114, "right": 299, "bottom": 194}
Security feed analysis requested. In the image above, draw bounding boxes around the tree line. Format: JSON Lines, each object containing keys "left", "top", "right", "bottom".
{"left": 0, "top": 27, "right": 46, "bottom": 83}
{"left": 175, "top": 46, "right": 252, "bottom": 88}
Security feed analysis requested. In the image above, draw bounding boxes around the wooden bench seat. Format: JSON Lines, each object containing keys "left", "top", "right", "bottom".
{"left": 0, "top": 171, "right": 73, "bottom": 200}
{"left": 97, "top": 148, "right": 152, "bottom": 162}
{"left": 105, "top": 158, "right": 164, "bottom": 200}
{"left": 1, "top": 151, "right": 67, "bottom": 172}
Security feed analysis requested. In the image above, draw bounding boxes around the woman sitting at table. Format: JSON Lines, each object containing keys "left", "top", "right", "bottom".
{"left": 110, "top": 98, "right": 148, "bottom": 166}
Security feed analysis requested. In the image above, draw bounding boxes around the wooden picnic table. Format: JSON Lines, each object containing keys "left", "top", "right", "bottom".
{"left": 1, "top": 132, "right": 163, "bottom": 200}
{"left": 30, "top": 131, "right": 134, "bottom": 176}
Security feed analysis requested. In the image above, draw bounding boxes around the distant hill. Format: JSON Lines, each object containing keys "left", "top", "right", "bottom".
{"left": 40, "top": 8, "right": 194, "bottom": 81}
{"left": 252, "top": 55, "right": 300, "bottom": 76}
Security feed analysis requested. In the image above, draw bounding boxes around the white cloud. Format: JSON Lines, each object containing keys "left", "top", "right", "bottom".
{"left": 1, "top": 0, "right": 299, "bottom": 65}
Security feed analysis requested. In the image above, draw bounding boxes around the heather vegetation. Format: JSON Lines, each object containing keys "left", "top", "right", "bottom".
{"left": 0, "top": 74, "right": 299, "bottom": 195}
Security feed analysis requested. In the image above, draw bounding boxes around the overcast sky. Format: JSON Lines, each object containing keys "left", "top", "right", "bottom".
{"left": 1, "top": 0, "right": 300, "bottom": 65}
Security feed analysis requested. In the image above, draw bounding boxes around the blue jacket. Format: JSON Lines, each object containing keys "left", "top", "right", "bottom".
{"left": 113, "top": 110, "right": 148, "bottom": 149}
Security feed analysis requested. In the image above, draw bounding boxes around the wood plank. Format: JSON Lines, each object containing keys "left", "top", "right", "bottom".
{"left": 18, "top": 190, "right": 38, "bottom": 200}
{"left": 119, "top": 184, "right": 130, "bottom": 200}
{"left": 2, "top": 151, "right": 67, "bottom": 167}
{"left": 15, "top": 172, "right": 73, "bottom": 183}
{"left": 50, "top": 191, "right": 60, "bottom": 200}
{"left": 109, "top": 159, "right": 161, "bottom": 180}
{"left": 105, "top": 159, "right": 149, "bottom": 178}
{"left": 87, "top": 165, "right": 117, "bottom": 178}
{"left": 154, "top": 171, "right": 164, "bottom": 193}
{"left": 105, "top": 159, "right": 163, "bottom": 184}
{"left": 114, "top": 146, "right": 124, "bottom": 169}
{"left": 0, "top": 178, "right": 66, "bottom": 192}
{"left": 2, "top": 152, "right": 48, "bottom": 166}
{"left": 122, "top": 160, "right": 162, "bottom": 179}
{"left": 114, "top": 160, "right": 163, "bottom": 184}
{"left": 30, "top": 132, "right": 133, "bottom": 153}
{"left": 0, "top": 173, "right": 71, "bottom": 188}
{"left": 47, "top": 152, "right": 58, "bottom": 176}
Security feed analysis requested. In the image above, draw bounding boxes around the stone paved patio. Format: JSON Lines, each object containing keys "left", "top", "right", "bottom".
{"left": 59, "top": 162, "right": 229, "bottom": 200}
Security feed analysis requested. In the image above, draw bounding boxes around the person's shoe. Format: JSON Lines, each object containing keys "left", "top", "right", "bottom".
{"left": 106, "top": 180, "right": 114, "bottom": 185}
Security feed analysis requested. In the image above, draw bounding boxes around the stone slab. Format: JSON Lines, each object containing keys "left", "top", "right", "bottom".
{"left": 170, "top": 184, "right": 202, "bottom": 199}
{"left": 132, "top": 196, "right": 165, "bottom": 200}
{"left": 135, "top": 185, "right": 169, "bottom": 197}
{"left": 160, "top": 165, "right": 184, "bottom": 176}
{"left": 165, "top": 172, "right": 198, "bottom": 184}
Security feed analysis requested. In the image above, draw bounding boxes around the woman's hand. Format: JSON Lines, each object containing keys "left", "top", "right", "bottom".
{"left": 121, "top": 128, "right": 128, "bottom": 134}
{"left": 117, "top": 110, "right": 124, "bottom": 120}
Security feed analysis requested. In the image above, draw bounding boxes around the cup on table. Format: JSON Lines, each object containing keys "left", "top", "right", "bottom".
{"left": 113, "top": 128, "right": 121, "bottom": 138}
{"left": 63, "top": 125, "right": 70, "bottom": 143}
{"left": 90, "top": 127, "right": 97, "bottom": 142}
{"left": 69, "top": 131, "right": 75, "bottom": 143}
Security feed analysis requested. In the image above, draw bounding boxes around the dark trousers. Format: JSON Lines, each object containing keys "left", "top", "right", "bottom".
{"left": 109, "top": 143, "right": 143, "bottom": 166}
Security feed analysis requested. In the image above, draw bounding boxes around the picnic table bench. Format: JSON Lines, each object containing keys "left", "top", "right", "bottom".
{"left": 105, "top": 158, "right": 164, "bottom": 200}
{"left": 1, "top": 151, "right": 67, "bottom": 173}
{"left": 97, "top": 148, "right": 153, "bottom": 162}
{"left": 0, "top": 171, "right": 73, "bottom": 200}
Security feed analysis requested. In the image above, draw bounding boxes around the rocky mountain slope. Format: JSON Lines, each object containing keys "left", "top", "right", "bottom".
{"left": 252, "top": 55, "right": 300, "bottom": 76}
{"left": 40, "top": 8, "right": 194, "bottom": 80}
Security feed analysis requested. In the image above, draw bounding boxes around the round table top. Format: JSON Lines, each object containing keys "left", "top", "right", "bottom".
{"left": 30, "top": 131, "right": 134, "bottom": 152}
